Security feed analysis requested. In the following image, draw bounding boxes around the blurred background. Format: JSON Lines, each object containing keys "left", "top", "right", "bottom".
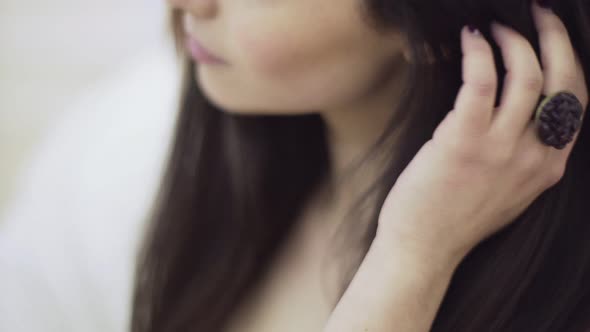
{"left": 0, "top": 0, "right": 170, "bottom": 213}
{"left": 0, "top": 2, "right": 181, "bottom": 329}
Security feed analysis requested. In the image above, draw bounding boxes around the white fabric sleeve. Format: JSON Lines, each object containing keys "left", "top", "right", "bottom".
{"left": 0, "top": 43, "right": 181, "bottom": 332}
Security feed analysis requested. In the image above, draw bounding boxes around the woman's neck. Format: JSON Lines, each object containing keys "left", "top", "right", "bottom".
{"left": 319, "top": 57, "right": 410, "bottom": 210}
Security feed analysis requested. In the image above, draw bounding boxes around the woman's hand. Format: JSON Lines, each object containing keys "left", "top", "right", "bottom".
{"left": 324, "top": 3, "right": 588, "bottom": 332}
{"left": 377, "top": 2, "right": 589, "bottom": 266}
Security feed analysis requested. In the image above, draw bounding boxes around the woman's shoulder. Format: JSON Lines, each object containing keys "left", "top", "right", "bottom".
{"left": 0, "top": 43, "right": 182, "bottom": 331}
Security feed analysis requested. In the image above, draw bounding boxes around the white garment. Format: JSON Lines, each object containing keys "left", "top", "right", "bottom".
{"left": 0, "top": 43, "right": 182, "bottom": 332}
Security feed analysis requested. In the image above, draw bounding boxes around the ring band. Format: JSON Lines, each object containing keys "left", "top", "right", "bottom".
{"left": 533, "top": 91, "right": 584, "bottom": 150}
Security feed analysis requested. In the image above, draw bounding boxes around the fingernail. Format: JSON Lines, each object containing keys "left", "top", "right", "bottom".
{"left": 467, "top": 24, "right": 481, "bottom": 36}
{"left": 537, "top": 0, "right": 552, "bottom": 9}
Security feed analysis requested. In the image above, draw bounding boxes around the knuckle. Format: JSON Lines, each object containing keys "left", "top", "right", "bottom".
{"left": 524, "top": 71, "right": 545, "bottom": 92}
{"left": 556, "top": 70, "right": 579, "bottom": 89}
{"left": 488, "top": 132, "right": 513, "bottom": 153}
{"left": 471, "top": 78, "right": 497, "bottom": 98}
{"left": 519, "top": 149, "right": 546, "bottom": 174}
{"left": 488, "top": 144, "right": 513, "bottom": 165}
{"left": 446, "top": 136, "right": 488, "bottom": 164}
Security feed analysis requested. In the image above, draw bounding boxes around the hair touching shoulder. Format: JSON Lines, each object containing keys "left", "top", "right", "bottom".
{"left": 131, "top": 1, "right": 590, "bottom": 331}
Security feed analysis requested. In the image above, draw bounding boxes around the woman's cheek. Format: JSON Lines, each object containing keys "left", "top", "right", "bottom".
{"left": 233, "top": 24, "right": 309, "bottom": 79}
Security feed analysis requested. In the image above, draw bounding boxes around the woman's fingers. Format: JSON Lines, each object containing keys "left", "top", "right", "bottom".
{"left": 529, "top": 0, "right": 589, "bottom": 158}
{"left": 453, "top": 26, "right": 497, "bottom": 135}
{"left": 489, "top": 21, "right": 544, "bottom": 142}
{"left": 531, "top": 1, "right": 587, "bottom": 104}
{"left": 450, "top": 1, "right": 588, "bottom": 161}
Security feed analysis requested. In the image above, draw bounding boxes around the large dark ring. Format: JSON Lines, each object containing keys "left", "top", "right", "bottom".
{"left": 533, "top": 91, "right": 584, "bottom": 150}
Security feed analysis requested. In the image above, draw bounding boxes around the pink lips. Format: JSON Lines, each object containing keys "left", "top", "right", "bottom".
{"left": 184, "top": 35, "right": 227, "bottom": 65}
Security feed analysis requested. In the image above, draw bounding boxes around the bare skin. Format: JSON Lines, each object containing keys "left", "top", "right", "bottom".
{"left": 167, "top": 0, "right": 410, "bottom": 330}
{"left": 167, "top": 0, "right": 588, "bottom": 331}
{"left": 325, "top": 2, "right": 588, "bottom": 331}
{"left": 223, "top": 183, "right": 346, "bottom": 332}
{"left": 167, "top": 0, "right": 411, "bottom": 217}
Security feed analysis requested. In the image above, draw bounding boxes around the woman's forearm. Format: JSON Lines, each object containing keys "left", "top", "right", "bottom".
{"left": 323, "top": 231, "right": 461, "bottom": 332}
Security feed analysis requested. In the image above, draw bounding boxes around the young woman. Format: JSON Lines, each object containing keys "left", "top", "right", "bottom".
{"left": 132, "top": 0, "right": 590, "bottom": 331}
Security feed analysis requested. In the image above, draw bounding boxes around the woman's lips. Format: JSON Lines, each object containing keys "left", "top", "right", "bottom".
{"left": 184, "top": 35, "right": 228, "bottom": 65}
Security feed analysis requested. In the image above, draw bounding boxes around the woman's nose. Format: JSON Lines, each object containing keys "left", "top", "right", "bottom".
{"left": 167, "top": 0, "right": 217, "bottom": 18}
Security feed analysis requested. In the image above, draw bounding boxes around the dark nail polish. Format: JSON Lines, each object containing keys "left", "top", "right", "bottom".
{"left": 537, "top": 0, "right": 552, "bottom": 9}
{"left": 467, "top": 24, "right": 480, "bottom": 35}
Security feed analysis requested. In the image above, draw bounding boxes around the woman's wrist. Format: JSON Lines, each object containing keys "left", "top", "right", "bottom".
{"left": 373, "top": 226, "right": 465, "bottom": 278}
{"left": 323, "top": 225, "right": 462, "bottom": 332}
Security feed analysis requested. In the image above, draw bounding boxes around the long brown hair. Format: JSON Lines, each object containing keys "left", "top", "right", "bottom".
{"left": 132, "top": 0, "right": 590, "bottom": 330}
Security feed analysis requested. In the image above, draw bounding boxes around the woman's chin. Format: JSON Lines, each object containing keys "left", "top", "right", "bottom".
{"left": 193, "top": 68, "right": 245, "bottom": 113}
{"left": 193, "top": 66, "right": 319, "bottom": 116}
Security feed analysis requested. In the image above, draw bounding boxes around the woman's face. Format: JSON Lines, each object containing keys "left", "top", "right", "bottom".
{"left": 169, "top": 0, "right": 409, "bottom": 114}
